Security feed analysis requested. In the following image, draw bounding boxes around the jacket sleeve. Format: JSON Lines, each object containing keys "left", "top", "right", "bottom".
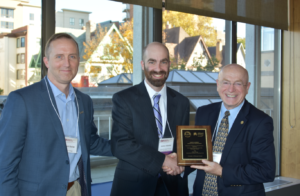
{"left": 111, "top": 93, "right": 165, "bottom": 176}
{"left": 88, "top": 97, "right": 113, "bottom": 156}
{"left": 222, "top": 116, "right": 276, "bottom": 185}
{"left": 0, "top": 92, "right": 27, "bottom": 196}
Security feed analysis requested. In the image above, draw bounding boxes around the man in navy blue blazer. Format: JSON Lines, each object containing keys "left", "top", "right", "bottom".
{"left": 186, "top": 64, "right": 275, "bottom": 196}
{"left": 0, "top": 33, "right": 112, "bottom": 196}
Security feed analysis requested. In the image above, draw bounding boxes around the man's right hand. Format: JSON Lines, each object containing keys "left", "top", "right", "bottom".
{"left": 162, "top": 153, "right": 184, "bottom": 176}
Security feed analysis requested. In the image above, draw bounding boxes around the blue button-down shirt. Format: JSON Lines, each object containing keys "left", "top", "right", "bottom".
{"left": 47, "top": 77, "right": 81, "bottom": 182}
{"left": 213, "top": 100, "right": 245, "bottom": 140}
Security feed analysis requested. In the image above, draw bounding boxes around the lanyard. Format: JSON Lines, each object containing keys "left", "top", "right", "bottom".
{"left": 44, "top": 77, "right": 79, "bottom": 138}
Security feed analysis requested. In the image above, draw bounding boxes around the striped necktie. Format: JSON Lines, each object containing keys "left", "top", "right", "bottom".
{"left": 153, "top": 94, "right": 163, "bottom": 138}
{"left": 202, "top": 111, "right": 230, "bottom": 196}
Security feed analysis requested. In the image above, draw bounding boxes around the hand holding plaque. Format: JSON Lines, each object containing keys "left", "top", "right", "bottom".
{"left": 176, "top": 126, "right": 213, "bottom": 166}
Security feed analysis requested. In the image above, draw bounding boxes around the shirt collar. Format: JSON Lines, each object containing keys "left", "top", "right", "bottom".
{"left": 144, "top": 80, "right": 167, "bottom": 100}
{"left": 221, "top": 100, "right": 245, "bottom": 116}
{"left": 46, "top": 76, "right": 75, "bottom": 100}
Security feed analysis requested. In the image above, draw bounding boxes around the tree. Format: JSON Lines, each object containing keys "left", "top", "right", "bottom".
{"left": 0, "top": 88, "right": 3, "bottom": 95}
{"left": 237, "top": 37, "right": 246, "bottom": 49}
{"left": 170, "top": 55, "right": 219, "bottom": 72}
{"left": 83, "top": 24, "right": 107, "bottom": 82}
{"left": 103, "top": 19, "right": 133, "bottom": 77}
{"left": 163, "top": 10, "right": 217, "bottom": 47}
{"left": 83, "top": 20, "right": 133, "bottom": 81}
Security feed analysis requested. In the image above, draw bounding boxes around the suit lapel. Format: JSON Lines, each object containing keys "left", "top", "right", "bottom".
{"left": 40, "top": 78, "right": 66, "bottom": 147}
{"left": 136, "top": 82, "right": 159, "bottom": 148}
{"left": 74, "top": 89, "right": 87, "bottom": 155}
{"left": 166, "top": 87, "right": 176, "bottom": 137}
{"left": 220, "top": 101, "right": 250, "bottom": 164}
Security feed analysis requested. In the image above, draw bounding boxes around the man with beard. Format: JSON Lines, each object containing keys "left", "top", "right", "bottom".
{"left": 110, "top": 42, "right": 190, "bottom": 196}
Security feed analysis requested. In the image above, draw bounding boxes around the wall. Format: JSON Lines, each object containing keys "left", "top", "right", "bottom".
{"left": 281, "top": 0, "right": 300, "bottom": 179}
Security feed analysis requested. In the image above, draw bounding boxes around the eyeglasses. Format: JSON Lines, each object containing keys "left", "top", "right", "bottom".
{"left": 220, "top": 81, "right": 247, "bottom": 88}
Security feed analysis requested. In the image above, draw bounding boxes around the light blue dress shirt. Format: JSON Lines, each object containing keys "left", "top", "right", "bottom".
{"left": 47, "top": 77, "right": 81, "bottom": 182}
{"left": 212, "top": 101, "right": 245, "bottom": 141}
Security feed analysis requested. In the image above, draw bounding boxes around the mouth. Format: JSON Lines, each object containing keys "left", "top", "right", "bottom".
{"left": 226, "top": 94, "right": 237, "bottom": 98}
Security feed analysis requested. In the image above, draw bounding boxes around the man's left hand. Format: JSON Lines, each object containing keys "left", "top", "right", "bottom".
{"left": 190, "top": 160, "right": 222, "bottom": 176}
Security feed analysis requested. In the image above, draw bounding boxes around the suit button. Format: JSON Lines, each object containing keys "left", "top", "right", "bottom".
{"left": 66, "top": 160, "right": 69, "bottom": 164}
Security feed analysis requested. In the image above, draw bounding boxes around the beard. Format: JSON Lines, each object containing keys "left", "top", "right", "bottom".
{"left": 144, "top": 67, "right": 169, "bottom": 88}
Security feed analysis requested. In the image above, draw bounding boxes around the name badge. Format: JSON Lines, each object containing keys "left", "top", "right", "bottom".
{"left": 213, "top": 152, "right": 222, "bottom": 164}
{"left": 65, "top": 137, "right": 78, "bottom": 153}
{"left": 158, "top": 138, "right": 174, "bottom": 155}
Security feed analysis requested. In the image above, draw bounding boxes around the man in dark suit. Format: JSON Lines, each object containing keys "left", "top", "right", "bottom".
{"left": 110, "top": 42, "right": 190, "bottom": 196}
{"left": 187, "top": 64, "right": 275, "bottom": 196}
{"left": 0, "top": 33, "right": 112, "bottom": 196}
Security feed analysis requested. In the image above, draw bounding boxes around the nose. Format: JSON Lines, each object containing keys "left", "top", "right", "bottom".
{"left": 63, "top": 56, "right": 71, "bottom": 67}
{"left": 228, "top": 83, "right": 235, "bottom": 92}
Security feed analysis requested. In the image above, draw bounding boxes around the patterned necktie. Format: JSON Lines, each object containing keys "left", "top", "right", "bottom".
{"left": 202, "top": 111, "right": 230, "bottom": 196}
{"left": 153, "top": 94, "right": 163, "bottom": 138}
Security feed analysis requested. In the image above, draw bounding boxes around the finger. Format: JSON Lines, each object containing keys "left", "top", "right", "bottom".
{"left": 190, "top": 165, "right": 206, "bottom": 170}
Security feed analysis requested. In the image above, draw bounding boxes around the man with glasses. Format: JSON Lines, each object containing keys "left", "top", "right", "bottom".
{"left": 186, "top": 64, "right": 275, "bottom": 196}
{"left": 110, "top": 42, "right": 189, "bottom": 196}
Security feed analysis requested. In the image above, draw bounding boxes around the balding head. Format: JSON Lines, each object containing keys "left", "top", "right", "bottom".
{"left": 141, "top": 42, "right": 170, "bottom": 92}
{"left": 217, "top": 64, "right": 251, "bottom": 110}
{"left": 142, "top": 42, "right": 170, "bottom": 63}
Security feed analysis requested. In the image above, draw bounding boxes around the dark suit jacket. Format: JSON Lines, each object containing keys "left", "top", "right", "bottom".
{"left": 110, "top": 82, "right": 190, "bottom": 196}
{"left": 0, "top": 79, "right": 112, "bottom": 196}
{"left": 187, "top": 100, "right": 275, "bottom": 196}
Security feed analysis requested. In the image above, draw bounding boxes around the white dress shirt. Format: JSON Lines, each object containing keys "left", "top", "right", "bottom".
{"left": 144, "top": 80, "right": 167, "bottom": 136}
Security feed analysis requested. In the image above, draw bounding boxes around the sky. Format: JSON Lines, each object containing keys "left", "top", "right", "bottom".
{"left": 29, "top": 0, "right": 245, "bottom": 38}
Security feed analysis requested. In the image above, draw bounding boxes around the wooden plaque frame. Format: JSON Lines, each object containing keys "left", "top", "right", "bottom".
{"left": 176, "top": 125, "right": 212, "bottom": 166}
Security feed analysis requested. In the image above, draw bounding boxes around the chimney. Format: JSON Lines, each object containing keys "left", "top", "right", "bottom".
{"left": 216, "top": 39, "right": 223, "bottom": 66}
{"left": 86, "top": 21, "right": 91, "bottom": 43}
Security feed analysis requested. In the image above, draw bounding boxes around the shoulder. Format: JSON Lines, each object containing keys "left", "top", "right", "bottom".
{"left": 8, "top": 81, "right": 42, "bottom": 99}
{"left": 197, "top": 101, "right": 220, "bottom": 112}
{"left": 167, "top": 86, "right": 189, "bottom": 103}
{"left": 113, "top": 84, "right": 139, "bottom": 100}
{"left": 246, "top": 101, "right": 273, "bottom": 122}
{"left": 74, "top": 88, "right": 91, "bottom": 100}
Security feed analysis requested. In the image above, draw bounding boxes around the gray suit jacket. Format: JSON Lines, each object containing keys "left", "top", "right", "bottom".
{"left": 0, "top": 79, "right": 112, "bottom": 196}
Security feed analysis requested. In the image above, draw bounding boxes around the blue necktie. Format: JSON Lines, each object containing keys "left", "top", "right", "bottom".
{"left": 153, "top": 94, "right": 163, "bottom": 138}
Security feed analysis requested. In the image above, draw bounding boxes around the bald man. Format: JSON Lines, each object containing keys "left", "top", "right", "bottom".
{"left": 110, "top": 42, "right": 190, "bottom": 196}
{"left": 187, "top": 64, "right": 275, "bottom": 196}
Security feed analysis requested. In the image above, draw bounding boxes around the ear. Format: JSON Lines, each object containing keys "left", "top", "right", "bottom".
{"left": 43, "top": 57, "right": 49, "bottom": 69}
{"left": 141, "top": 60, "right": 145, "bottom": 71}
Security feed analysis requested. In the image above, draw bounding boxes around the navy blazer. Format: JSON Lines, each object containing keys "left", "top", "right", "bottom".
{"left": 187, "top": 100, "right": 275, "bottom": 196}
{"left": 110, "top": 82, "right": 190, "bottom": 196}
{"left": 0, "top": 79, "right": 112, "bottom": 196}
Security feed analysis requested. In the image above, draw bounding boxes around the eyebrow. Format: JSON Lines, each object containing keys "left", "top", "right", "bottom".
{"left": 147, "top": 58, "right": 169, "bottom": 62}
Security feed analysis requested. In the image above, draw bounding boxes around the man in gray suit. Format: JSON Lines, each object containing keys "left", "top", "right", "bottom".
{"left": 0, "top": 33, "right": 112, "bottom": 196}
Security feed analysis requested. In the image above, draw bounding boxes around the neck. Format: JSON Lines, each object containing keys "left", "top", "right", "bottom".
{"left": 47, "top": 76, "right": 70, "bottom": 98}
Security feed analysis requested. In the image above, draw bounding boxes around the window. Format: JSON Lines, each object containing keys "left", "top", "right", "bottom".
{"left": 30, "top": 13, "right": 34, "bottom": 20}
{"left": 1, "top": 8, "right": 14, "bottom": 18}
{"left": 17, "top": 37, "right": 25, "bottom": 48}
{"left": 261, "top": 27, "right": 275, "bottom": 51}
{"left": 17, "top": 54, "right": 25, "bottom": 64}
{"left": 1, "top": 21, "right": 14, "bottom": 29}
{"left": 16, "top": 69, "right": 25, "bottom": 80}
{"left": 79, "top": 19, "right": 84, "bottom": 27}
{"left": 69, "top": 18, "right": 75, "bottom": 26}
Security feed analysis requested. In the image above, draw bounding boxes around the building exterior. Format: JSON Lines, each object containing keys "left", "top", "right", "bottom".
{"left": 0, "top": 0, "right": 41, "bottom": 34}
{"left": 56, "top": 9, "right": 91, "bottom": 29}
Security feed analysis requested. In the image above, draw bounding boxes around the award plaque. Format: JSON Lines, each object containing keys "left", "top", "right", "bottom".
{"left": 176, "top": 125, "right": 212, "bottom": 166}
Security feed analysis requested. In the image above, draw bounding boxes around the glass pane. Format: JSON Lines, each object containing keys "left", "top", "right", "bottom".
{"left": 0, "top": 1, "right": 42, "bottom": 96}
{"left": 192, "top": 72, "right": 216, "bottom": 83}
{"left": 177, "top": 71, "right": 202, "bottom": 83}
